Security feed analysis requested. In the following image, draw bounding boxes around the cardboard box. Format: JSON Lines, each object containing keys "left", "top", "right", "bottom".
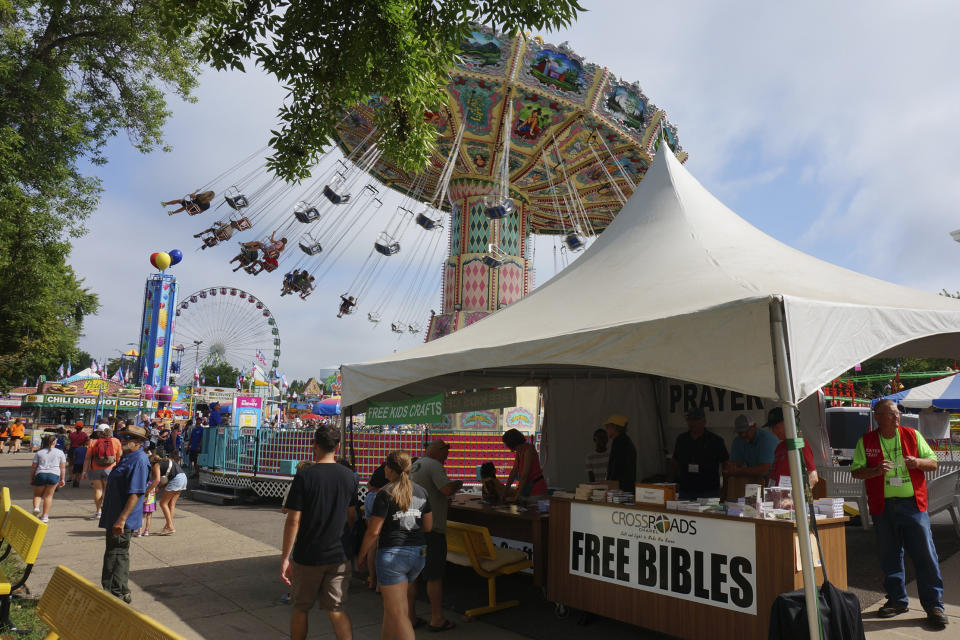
{"left": 634, "top": 483, "right": 677, "bottom": 506}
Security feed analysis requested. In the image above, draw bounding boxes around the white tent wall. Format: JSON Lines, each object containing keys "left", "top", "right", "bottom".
{"left": 541, "top": 377, "right": 660, "bottom": 490}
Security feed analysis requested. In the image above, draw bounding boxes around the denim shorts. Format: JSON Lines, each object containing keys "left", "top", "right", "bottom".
{"left": 32, "top": 472, "right": 60, "bottom": 486}
{"left": 375, "top": 545, "right": 426, "bottom": 586}
{"left": 165, "top": 472, "right": 188, "bottom": 492}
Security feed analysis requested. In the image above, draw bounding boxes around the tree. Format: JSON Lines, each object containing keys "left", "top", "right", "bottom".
{"left": 200, "top": 361, "right": 241, "bottom": 388}
{"left": 0, "top": 1, "right": 203, "bottom": 390}
{"left": 160, "top": 0, "right": 584, "bottom": 180}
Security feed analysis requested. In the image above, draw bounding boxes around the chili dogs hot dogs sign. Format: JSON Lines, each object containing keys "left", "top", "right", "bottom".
{"left": 569, "top": 502, "right": 757, "bottom": 614}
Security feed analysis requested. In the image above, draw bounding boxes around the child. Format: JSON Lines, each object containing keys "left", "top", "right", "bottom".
{"left": 138, "top": 454, "right": 162, "bottom": 536}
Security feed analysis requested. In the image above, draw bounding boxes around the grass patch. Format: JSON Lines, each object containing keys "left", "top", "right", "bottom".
{"left": 0, "top": 554, "right": 48, "bottom": 639}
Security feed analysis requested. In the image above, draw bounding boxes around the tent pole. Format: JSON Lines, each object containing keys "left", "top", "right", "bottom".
{"left": 770, "top": 299, "right": 820, "bottom": 640}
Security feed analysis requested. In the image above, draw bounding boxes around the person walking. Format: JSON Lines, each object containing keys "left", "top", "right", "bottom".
{"left": 81, "top": 426, "right": 123, "bottom": 520}
{"left": 6, "top": 418, "right": 25, "bottom": 454}
{"left": 410, "top": 440, "right": 461, "bottom": 632}
{"left": 851, "top": 399, "right": 947, "bottom": 628}
{"left": 30, "top": 434, "right": 66, "bottom": 522}
{"left": 99, "top": 424, "right": 150, "bottom": 602}
{"left": 280, "top": 425, "right": 358, "bottom": 640}
{"left": 358, "top": 450, "right": 432, "bottom": 640}
{"left": 188, "top": 421, "right": 204, "bottom": 477}
{"left": 155, "top": 456, "right": 187, "bottom": 535}
{"left": 66, "top": 421, "right": 89, "bottom": 485}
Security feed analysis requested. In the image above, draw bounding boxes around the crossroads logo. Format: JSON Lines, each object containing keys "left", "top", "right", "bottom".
{"left": 611, "top": 510, "right": 698, "bottom": 535}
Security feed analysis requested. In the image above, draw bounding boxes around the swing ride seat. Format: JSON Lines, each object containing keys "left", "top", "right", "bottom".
{"left": 564, "top": 232, "right": 585, "bottom": 252}
{"left": 299, "top": 241, "right": 323, "bottom": 256}
{"left": 234, "top": 216, "right": 252, "bottom": 230}
{"left": 374, "top": 233, "right": 401, "bottom": 256}
{"left": 391, "top": 323, "right": 404, "bottom": 334}
{"left": 224, "top": 185, "right": 248, "bottom": 211}
{"left": 323, "top": 185, "right": 351, "bottom": 205}
{"left": 185, "top": 201, "right": 204, "bottom": 216}
{"left": 416, "top": 212, "right": 441, "bottom": 230}
{"left": 484, "top": 198, "right": 515, "bottom": 220}
{"left": 367, "top": 312, "right": 381, "bottom": 323}
{"left": 407, "top": 324, "right": 421, "bottom": 334}
{"left": 294, "top": 204, "right": 321, "bottom": 223}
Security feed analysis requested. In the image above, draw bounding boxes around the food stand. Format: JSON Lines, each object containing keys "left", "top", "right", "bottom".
{"left": 547, "top": 497, "right": 846, "bottom": 639}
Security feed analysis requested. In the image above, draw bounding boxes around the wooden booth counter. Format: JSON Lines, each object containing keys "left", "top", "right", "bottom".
{"left": 448, "top": 494, "right": 549, "bottom": 586}
{"left": 547, "top": 497, "right": 847, "bottom": 640}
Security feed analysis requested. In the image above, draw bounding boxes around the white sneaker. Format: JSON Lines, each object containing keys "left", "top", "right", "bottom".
{"left": 32, "top": 506, "right": 40, "bottom": 515}
{"left": 40, "top": 516, "right": 49, "bottom": 523}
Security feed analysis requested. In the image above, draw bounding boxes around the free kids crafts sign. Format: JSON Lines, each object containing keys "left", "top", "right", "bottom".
{"left": 569, "top": 502, "right": 758, "bottom": 614}
{"left": 365, "top": 394, "right": 444, "bottom": 425}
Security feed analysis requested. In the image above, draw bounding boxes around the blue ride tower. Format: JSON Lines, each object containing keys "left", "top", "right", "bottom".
{"left": 136, "top": 272, "right": 179, "bottom": 387}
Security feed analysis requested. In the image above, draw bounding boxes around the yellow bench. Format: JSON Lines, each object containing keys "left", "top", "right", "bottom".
{"left": 0, "top": 505, "right": 47, "bottom": 632}
{"left": 37, "top": 565, "right": 188, "bottom": 640}
{"left": 0, "top": 486, "right": 10, "bottom": 530}
{"left": 446, "top": 521, "right": 532, "bottom": 618}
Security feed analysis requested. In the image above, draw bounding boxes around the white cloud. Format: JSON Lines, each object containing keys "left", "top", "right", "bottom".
{"left": 74, "top": 2, "right": 960, "bottom": 378}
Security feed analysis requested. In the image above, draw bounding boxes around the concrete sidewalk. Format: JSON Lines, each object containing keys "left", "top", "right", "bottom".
{"left": 0, "top": 454, "right": 525, "bottom": 639}
{"left": 2, "top": 451, "right": 957, "bottom": 638}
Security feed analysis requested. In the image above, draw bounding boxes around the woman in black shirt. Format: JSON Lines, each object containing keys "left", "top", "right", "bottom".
{"left": 358, "top": 450, "right": 432, "bottom": 640}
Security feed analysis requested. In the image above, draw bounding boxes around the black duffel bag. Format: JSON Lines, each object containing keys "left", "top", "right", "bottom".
{"left": 769, "top": 457, "right": 865, "bottom": 639}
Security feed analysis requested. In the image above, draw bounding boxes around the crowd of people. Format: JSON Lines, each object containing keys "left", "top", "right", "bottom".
{"left": 20, "top": 415, "right": 205, "bottom": 603}
{"left": 278, "top": 423, "right": 549, "bottom": 640}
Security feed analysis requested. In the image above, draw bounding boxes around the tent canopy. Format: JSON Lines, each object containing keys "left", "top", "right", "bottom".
{"left": 880, "top": 373, "right": 960, "bottom": 410}
{"left": 341, "top": 144, "right": 960, "bottom": 408}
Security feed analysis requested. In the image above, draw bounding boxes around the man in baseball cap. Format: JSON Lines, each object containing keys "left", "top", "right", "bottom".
{"left": 669, "top": 407, "right": 729, "bottom": 500}
{"left": 98, "top": 423, "right": 150, "bottom": 603}
{"left": 724, "top": 414, "right": 778, "bottom": 482}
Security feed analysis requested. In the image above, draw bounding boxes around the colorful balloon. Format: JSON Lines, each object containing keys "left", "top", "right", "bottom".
{"left": 153, "top": 252, "right": 171, "bottom": 271}
{"left": 156, "top": 385, "right": 174, "bottom": 403}
{"left": 149, "top": 252, "right": 160, "bottom": 268}
{"left": 142, "top": 384, "right": 155, "bottom": 399}
{"left": 168, "top": 249, "right": 183, "bottom": 266}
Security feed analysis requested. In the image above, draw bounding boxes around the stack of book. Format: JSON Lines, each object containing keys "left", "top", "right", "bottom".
{"left": 814, "top": 497, "right": 845, "bottom": 518}
{"left": 605, "top": 490, "right": 633, "bottom": 504}
{"left": 574, "top": 482, "right": 609, "bottom": 501}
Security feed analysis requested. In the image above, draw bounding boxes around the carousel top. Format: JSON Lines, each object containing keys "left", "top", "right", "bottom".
{"left": 332, "top": 26, "right": 686, "bottom": 235}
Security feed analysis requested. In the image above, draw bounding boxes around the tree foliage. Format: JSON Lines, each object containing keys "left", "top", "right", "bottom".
{"left": 201, "top": 361, "right": 240, "bottom": 388}
{"left": 0, "top": 0, "right": 204, "bottom": 390}
{"left": 160, "top": 0, "right": 585, "bottom": 180}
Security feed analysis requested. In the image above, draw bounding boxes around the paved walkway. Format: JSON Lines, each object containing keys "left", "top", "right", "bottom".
{"left": 0, "top": 454, "right": 524, "bottom": 639}
{"left": 1, "top": 452, "right": 956, "bottom": 638}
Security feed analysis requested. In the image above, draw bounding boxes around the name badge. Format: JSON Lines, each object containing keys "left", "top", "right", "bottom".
{"left": 889, "top": 477, "right": 903, "bottom": 487}
{"left": 688, "top": 464, "right": 699, "bottom": 473}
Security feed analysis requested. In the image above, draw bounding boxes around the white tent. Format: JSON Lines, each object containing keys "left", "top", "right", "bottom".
{"left": 341, "top": 145, "right": 960, "bottom": 408}
{"left": 341, "top": 142, "right": 960, "bottom": 637}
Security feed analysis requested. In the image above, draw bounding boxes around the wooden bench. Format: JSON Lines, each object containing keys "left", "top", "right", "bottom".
{"left": 446, "top": 521, "right": 532, "bottom": 618}
{"left": 37, "top": 564, "right": 187, "bottom": 639}
{"left": 0, "top": 505, "right": 47, "bottom": 632}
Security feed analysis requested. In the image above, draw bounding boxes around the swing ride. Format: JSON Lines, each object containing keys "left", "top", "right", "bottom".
{"left": 165, "top": 27, "right": 684, "bottom": 341}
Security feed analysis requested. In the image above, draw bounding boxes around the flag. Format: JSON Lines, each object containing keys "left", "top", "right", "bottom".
{"left": 281, "top": 374, "right": 289, "bottom": 389}
{"left": 235, "top": 377, "right": 241, "bottom": 391}
{"left": 216, "top": 375, "right": 220, "bottom": 385}
{"left": 194, "top": 366, "right": 200, "bottom": 383}
{"left": 256, "top": 349, "right": 268, "bottom": 368}
{"left": 90, "top": 359, "right": 98, "bottom": 374}
{"left": 201, "top": 375, "right": 205, "bottom": 385}
{"left": 66, "top": 359, "right": 72, "bottom": 377}
{"left": 57, "top": 363, "right": 65, "bottom": 378}
{"left": 111, "top": 368, "right": 123, "bottom": 383}
{"left": 22, "top": 378, "right": 27, "bottom": 387}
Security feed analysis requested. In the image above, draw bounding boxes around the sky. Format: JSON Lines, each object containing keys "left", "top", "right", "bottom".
{"left": 73, "top": 2, "right": 960, "bottom": 380}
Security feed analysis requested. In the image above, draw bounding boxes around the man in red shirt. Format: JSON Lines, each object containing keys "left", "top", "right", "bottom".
{"left": 763, "top": 407, "right": 818, "bottom": 488}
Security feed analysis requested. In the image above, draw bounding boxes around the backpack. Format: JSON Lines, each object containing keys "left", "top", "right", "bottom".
{"left": 93, "top": 438, "right": 116, "bottom": 467}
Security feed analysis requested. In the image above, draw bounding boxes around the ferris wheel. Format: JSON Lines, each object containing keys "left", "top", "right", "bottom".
{"left": 172, "top": 286, "right": 280, "bottom": 385}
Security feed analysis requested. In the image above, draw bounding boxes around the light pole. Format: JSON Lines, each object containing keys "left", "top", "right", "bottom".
{"left": 189, "top": 340, "right": 203, "bottom": 420}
